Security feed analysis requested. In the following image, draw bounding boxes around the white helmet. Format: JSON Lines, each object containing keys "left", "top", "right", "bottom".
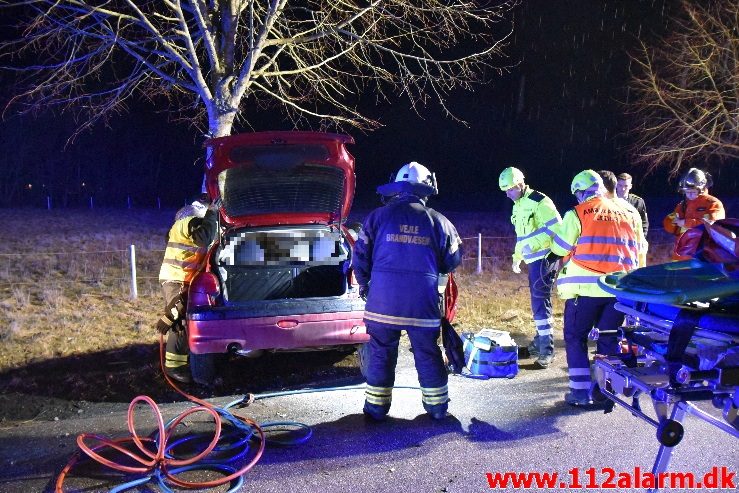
{"left": 392, "top": 161, "right": 438, "bottom": 194}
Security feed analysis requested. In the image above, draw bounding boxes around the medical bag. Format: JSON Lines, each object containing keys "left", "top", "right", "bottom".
{"left": 461, "top": 329, "right": 518, "bottom": 379}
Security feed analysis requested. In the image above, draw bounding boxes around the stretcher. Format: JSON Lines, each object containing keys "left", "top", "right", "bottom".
{"left": 592, "top": 259, "right": 739, "bottom": 492}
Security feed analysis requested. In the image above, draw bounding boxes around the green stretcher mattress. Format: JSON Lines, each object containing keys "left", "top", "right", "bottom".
{"left": 598, "top": 259, "right": 739, "bottom": 305}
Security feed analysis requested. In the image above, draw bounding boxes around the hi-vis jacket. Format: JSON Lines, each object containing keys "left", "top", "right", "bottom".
{"left": 510, "top": 187, "right": 562, "bottom": 264}
{"left": 158, "top": 206, "right": 216, "bottom": 284}
{"left": 551, "top": 195, "right": 638, "bottom": 299}
{"left": 662, "top": 193, "right": 725, "bottom": 261}
{"left": 353, "top": 195, "right": 462, "bottom": 329}
{"left": 615, "top": 197, "right": 647, "bottom": 265}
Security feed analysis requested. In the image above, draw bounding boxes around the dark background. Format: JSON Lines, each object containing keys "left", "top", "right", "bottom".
{"left": 0, "top": 0, "right": 736, "bottom": 214}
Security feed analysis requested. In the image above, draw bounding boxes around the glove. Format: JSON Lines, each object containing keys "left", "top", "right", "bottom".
{"left": 156, "top": 295, "right": 186, "bottom": 335}
{"left": 512, "top": 260, "right": 522, "bottom": 274}
{"left": 156, "top": 315, "right": 174, "bottom": 335}
{"left": 359, "top": 285, "right": 369, "bottom": 301}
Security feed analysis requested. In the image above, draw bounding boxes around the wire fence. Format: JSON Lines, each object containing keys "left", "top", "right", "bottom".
{"left": 0, "top": 232, "right": 676, "bottom": 300}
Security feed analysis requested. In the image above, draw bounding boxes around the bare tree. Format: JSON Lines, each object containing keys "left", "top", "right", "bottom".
{"left": 1, "top": 1, "right": 516, "bottom": 139}
{"left": 626, "top": 0, "right": 739, "bottom": 174}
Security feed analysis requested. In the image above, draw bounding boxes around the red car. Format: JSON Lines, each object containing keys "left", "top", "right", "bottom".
{"left": 186, "top": 131, "right": 458, "bottom": 382}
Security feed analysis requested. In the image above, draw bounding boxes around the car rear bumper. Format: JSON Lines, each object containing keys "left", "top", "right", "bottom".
{"left": 187, "top": 310, "right": 369, "bottom": 354}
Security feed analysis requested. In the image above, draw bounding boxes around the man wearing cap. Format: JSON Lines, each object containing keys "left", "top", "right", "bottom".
{"left": 498, "top": 167, "right": 562, "bottom": 368}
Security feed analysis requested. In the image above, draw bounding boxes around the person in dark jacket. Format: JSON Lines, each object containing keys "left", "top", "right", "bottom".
{"left": 353, "top": 162, "right": 462, "bottom": 421}
{"left": 616, "top": 173, "right": 649, "bottom": 237}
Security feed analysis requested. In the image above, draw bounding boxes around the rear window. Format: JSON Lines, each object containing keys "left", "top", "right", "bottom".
{"left": 218, "top": 164, "right": 345, "bottom": 217}
{"left": 229, "top": 144, "right": 329, "bottom": 166}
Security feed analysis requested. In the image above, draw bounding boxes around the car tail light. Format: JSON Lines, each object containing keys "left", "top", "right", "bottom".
{"left": 276, "top": 320, "right": 299, "bottom": 329}
{"left": 189, "top": 272, "right": 220, "bottom": 307}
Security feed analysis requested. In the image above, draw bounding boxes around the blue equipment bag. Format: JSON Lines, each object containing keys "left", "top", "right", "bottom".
{"left": 462, "top": 330, "right": 518, "bottom": 379}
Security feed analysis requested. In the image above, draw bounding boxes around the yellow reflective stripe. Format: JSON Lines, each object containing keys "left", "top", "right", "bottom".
{"left": 365, "top": 385, "right": 393, "bottom": 395}
{"left": 162, "top": 258, "right": 201, "bottom": 270}
{"left": 364, "top": 311, "right": 440, "bottom": 328}
{"left": 421, "top": 385, "right": 448, "bottom": 395}
{"left": 365, "top": 385, "right": 393, "bottom": 405}
{"left": 421, "top": 385, "right": 449, "bottom": 405}
{"left": 167, "top": 241, "right": 204, "bottom": 253}
{"left": 165, "top": 352, "right": 188, "bottom": 368}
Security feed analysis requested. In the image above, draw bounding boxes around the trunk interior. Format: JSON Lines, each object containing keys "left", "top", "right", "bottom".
{"left": 215, "top": 225, "right": 350, "bottom": 303}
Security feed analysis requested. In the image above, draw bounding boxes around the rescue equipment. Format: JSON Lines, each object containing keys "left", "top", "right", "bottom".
{"left": 442, "top": 317, "right": 466, "bottom": 374}
{"left": 592, "top": 244, "right": 739, "bottom": 486}
{"left": 462, "top": 329, "right": 519, "bottom": 379}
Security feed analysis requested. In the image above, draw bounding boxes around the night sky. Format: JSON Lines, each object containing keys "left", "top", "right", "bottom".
{"left": 1, "top": 0, "right": 735, "bottom": 212}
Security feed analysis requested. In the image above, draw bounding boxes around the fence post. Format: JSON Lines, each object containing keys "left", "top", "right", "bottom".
{"left": 476, "top": 233, "right": 483, "bottom": 274}
{"left": 129, "top": 244, "right": 138, "bottom": 300}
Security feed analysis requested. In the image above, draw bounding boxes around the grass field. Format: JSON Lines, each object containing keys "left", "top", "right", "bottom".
{"left": 0, "top": 208, "right": 676, "bottom": 373}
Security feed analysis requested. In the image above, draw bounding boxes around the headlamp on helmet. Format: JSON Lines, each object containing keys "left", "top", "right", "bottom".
{"left": 679, "top": 168, "right": 710, "bottom": 193}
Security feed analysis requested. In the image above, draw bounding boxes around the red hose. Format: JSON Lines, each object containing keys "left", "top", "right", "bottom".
{"left": 55, "top": 335, "right": 266, "bottom": 491}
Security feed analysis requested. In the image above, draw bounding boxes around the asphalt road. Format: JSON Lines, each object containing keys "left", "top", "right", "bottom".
{"left": 1, "top": 346, "right": 737, "bottom": 493}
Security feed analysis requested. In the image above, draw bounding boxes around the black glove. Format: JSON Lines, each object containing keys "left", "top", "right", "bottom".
{"left": 156, "top": 295, "right": 186, "bottom": 335}
{"left": 359, "top": 285, "right": 369, "bottom": 301}
{"left": 156, "top": 315, "right": 174, "bottom": 335}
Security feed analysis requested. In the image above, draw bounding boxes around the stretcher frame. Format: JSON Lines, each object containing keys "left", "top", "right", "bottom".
{"left": 592, "top": 302, "right": 739, "bottom": 493}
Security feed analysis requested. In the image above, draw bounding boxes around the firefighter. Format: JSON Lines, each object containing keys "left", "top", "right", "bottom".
{"left": 498, "top": 167, "right": 562, "bottom": 368}
{"left": 663, "top": 168, "right": 725, "bottom": 261}
{"left": 353, "top": 162, "right": 463, "bottom": 421}
{"left": 156, "top": 195, "right": 218, "bottom": 384}
{"left": 549, "top": 170, "right": 638, "bottom": 407}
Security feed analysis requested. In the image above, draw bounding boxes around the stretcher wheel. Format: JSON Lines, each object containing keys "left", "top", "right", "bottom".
{"left": 656, "top": 419, "right": 683, "bottom": 447}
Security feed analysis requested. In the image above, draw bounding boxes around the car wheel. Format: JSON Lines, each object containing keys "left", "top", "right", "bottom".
{"left": 357, "top": 343, "right": 370, "bottom": 380}
{"left": 190, "top": 353, "right": 216, "bottom": 386}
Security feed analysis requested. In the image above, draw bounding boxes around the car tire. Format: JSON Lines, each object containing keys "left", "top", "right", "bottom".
{"left": 357, "top": 343, "right": 370, "bottom": 380}
{"left": 190, "top": 353, "right": 216, "bottom": 386}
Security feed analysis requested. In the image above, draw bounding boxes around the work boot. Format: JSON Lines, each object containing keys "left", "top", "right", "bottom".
{"left": 535, "top": 353, "right": 554, "bottom": 369}
{"left": 526, "top": 335, "right": 540, "bottom": 357}
{"left": 164, "top": 365, "right": 192, "bottom": 384}
{"left": 363, "top": 402, "right": 389, "bottom": 422}
{"left": 565, "top": 389, "right": 608, "bottom": 410}
{"left": 564, "top": 389, "right": 592, "bottom": 407}
{"left": 423, "top": 402, "right": 448, "bottom": 421}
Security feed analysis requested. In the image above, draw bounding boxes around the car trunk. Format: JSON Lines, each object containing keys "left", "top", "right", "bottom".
{"left": 214, "top": 225, "right": 350, "bottom": 303}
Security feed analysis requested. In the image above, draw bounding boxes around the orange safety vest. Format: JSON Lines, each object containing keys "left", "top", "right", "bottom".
{"left": 571, "top": 197, "right": 638, "bottom": 274}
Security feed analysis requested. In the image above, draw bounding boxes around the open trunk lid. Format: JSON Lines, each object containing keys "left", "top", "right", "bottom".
{"left": 204, "top": 131, "right": 356, "bottom": 228}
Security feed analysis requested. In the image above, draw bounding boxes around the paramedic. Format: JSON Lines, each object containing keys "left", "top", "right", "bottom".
{"left": 549, "top": 170, "right": 638, "bottom": 407}
{"left": 498, "top": 167, "right": 562, "bottom": 368}
{"left": 353, "top": 162, "right": 463, "bottom": 421}
{"left": 156, "top": 195, "right": 218, "bottom": 384}
{"left": 599, "top": 170, "right": 647, "bottom": 268}
{"left": 663, "top": 168, "right": 725, "bottom": 261}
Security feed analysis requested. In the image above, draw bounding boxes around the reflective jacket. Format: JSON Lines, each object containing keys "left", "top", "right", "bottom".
{"left": 662, "top": 193, "right": 725, "bottom": 261}
{"left": 353, "top": 194, "right": 462, "bottom": 329}
{"left": 510, "top": 187, "right": 562, "bottom": 264}
{"left": 615, "top": 197, "right": 647, "bottom": 265}
{"left": 551, "top": 195, "right": 638, "bottom": 299}
{"left": 158, "top": 206, "right": 217, "bottom": 284}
